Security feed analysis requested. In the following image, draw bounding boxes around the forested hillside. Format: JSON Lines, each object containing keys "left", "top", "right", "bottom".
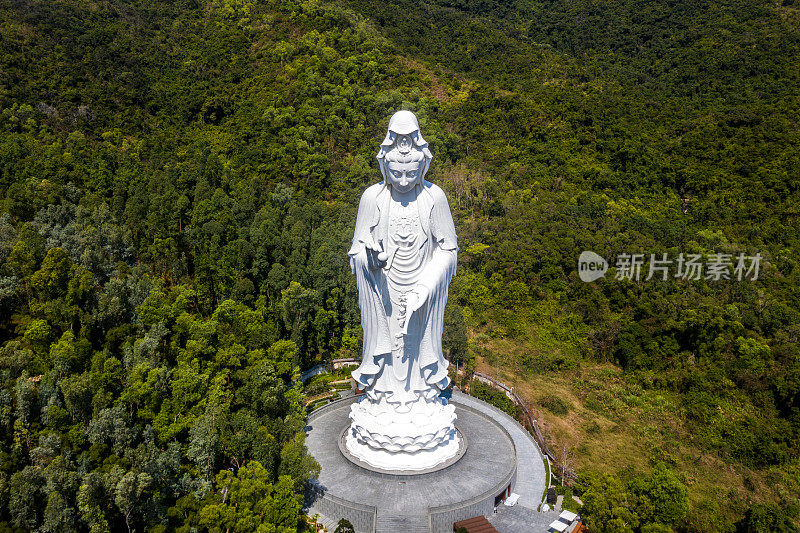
{"left": 0, "top": 0, "right": 798, "bottom": 531}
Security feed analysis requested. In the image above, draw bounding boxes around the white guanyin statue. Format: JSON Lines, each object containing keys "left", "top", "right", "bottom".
{"left": 344, "top": 110, "right": 460, "bottom": 471}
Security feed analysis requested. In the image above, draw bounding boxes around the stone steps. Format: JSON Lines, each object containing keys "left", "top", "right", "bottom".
{"left": 375, "top": 513, "right": 429, "bottom": 533}
{"left": 312, "top": 513, "right": 338, "bottom": 532}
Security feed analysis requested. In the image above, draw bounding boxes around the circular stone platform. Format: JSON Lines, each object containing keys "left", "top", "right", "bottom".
{"left": 305, "top": 391, "right": 546, "bottom": 533}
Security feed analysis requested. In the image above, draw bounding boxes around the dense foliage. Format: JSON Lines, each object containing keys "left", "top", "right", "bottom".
{"left": 465, "top": 379, "right": 522, "bottom": 419}
{"left": 578, "top": 464, "right": 690, "bottom": 533}
{"left": 0, "top": 0, "right": 798, "bottom": 530}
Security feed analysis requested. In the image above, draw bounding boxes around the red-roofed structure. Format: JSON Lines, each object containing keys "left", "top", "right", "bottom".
{"left": 453, "top": 515, "right": 499, "bottom": 533}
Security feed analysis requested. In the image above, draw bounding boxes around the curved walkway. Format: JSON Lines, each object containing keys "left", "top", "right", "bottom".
{"left": 451, "top": 390, "right": 547, "bottom": 511}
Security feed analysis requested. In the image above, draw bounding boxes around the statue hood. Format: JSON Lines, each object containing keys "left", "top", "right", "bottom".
{"left": 376, "top": 110, "right": 432, "bottom": 185}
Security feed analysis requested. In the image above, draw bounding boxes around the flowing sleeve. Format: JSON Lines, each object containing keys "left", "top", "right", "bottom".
{"left": 417, "top": 184, "right": 458, "bottom": 390}
{"left": 348, "top": 184, "right": 381, "bottom": 267}
{"left": 419, "top": 183, "right": 458, "bottom": 293}
{"left": 428, "top": 185, "right": 458, "bottom": 254}
{"left": 348, "top": 185, "right": 392, "bottom": 388}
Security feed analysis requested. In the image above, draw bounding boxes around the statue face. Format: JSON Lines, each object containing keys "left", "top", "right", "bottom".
{"left": 387, "top": 160, "right": 421, "bottom": 193}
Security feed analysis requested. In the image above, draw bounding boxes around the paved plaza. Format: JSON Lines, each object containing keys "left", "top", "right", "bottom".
{"left": 488, "top": 504, "right": 580, "bottom": 533}
{"left": 306, "top": 397, "right": 515, "bottom": 513}
{"left": 305, "top": 391, "right": 551, "bottom": 532}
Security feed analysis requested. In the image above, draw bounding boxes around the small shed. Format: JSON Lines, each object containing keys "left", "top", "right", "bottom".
{"left": 453, "top": 515, "right": 499, "bottom": 533}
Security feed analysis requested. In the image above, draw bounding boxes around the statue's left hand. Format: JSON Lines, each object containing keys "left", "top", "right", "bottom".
{"left": 407, "top": 285, "right": 430, "bottom": 314}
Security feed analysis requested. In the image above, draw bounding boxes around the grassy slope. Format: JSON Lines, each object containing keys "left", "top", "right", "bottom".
{"left": 474, "top": 330, "right": 800, "bottom": 530}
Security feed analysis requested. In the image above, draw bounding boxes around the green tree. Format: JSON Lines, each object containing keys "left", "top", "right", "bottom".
{"left": 30, "top": 247, "right": 72, "bottom": 301}
{"left": 278, "top": 433, "right": 321, "bottom": 493}
{"left": 580, "top": 473, "right": 639, "bottom": 533}
{"left": 443, "top": 303, "right": 468, "bottom": 364}
{"left": 630, "top": 463, "right": 689, "bottom": 527}
{"left": 737, "top": 503, "right": 799, "bottom": 533}
{"left": 268, "top": 339, "right": 299, "bottom": 377}
{"left": 334, "top": 518, "right": 355, "bottom": 533}
{"left": 198, "top": 461, "right": 300, "bottom": 533}
{"left": 77, "top": 472, "right": 111, "bottom": 533}
{"left": 114, "top": 471, "right": 153, "bottom": 533}
{"left": 9, "top": 465, "right": 45, "bottom": 529}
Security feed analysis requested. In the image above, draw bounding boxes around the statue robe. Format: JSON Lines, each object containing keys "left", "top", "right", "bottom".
{"left": 348, "top": 180, "right": 458, "bottom": 404}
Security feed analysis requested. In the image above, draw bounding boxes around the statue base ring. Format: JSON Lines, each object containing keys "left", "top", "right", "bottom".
{"left": 344, "top": 396, "right": 462, "bottom": 472}
{"left": 339, "top": 426, "right": 467, "bottom": 474}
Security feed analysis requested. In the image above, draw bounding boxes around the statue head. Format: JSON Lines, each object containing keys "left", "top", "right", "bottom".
{"left": 377, "top": 110, "right": 432, "bottom": 192}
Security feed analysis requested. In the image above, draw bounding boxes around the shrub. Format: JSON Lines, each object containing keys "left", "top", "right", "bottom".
{"left": 539, "top": 394, "right": 571, "bottom": 416}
